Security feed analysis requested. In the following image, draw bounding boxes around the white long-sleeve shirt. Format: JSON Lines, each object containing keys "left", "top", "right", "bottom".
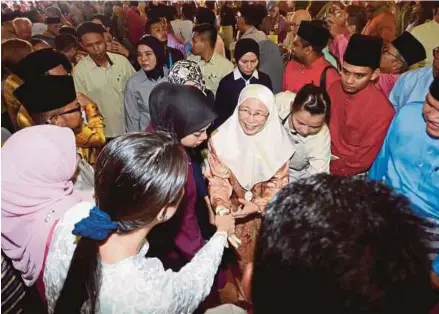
{"left": 44, "top": 202, "right": 227, "bottom": 314}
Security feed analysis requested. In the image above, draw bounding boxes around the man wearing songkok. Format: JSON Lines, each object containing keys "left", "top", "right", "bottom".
{"left": 329, "top": 12, "right": 427, "bottom": 97}
{"left": 390, "top": 46, "right": 438, "bottom": 112}
{"left": 283, "top": 20, "right": 339, "bottom": 93}
{"left": 3, "top": 48, "right": 72, "bottom": 132}
{"left": 73, "top": 22, "right": 135, "bottom": 139}
{"left": 369, "top": 77, "right": 439, "bottom": 260}
{"left": 14, "top": 52, "right": 105, "bottom": 166}
{"left": 32, "top": 17, "right": 61, "bottom": 48}
{"left": 328, "top": 34, "right": 394, "bottom": 177}
{"left": 13, "top": 75, "right": 99, "bottom": 195}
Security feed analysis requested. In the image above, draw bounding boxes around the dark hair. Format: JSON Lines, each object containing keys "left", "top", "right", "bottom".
{"left": 76, "top": 22, "right": 106, "bottom": 40}
{"left": 252, "top": 174, "right": 435, "bottom": 314}
{"left": 55, "top": 34, "right": 78, "bottom": 52}
{"left": 291, "top": 83, "right": 331, "bottom": 123}
{"left": 195, "top": 7, "right": 216, "bottom": 25}
{"left": 92, "top": 14, "right": 111, "bottom": 29}
{"left": 346, "top": 5, "right": 368, "bottom": 34}
{"left": 29, "top": 38, "right": 50, "bottom": 48}
{"left": 193, "top": 23, "right": 217, "bottom": 48}
{"left": 182, "top": 3, "right": 195, "bottom": 21}
{"left": 54, "top": 132, "right": 188, "bottom": 314}
{"left": 239, "top": 5, "right": 264, "bottom": 28}
{"left": 59, "top": 26, "right": 78, "bottom": 38}
{"left": 299, "top": 20, "right": 329, "bottom": 54}
{"left": 130, "top": 1, "right": 139, "bottom": 7}
{"left": 23, "top": 9, "right": 42, "bottom": 23}
{"left": 1, "top": 39, "right": 32, "bottom": 78}
{"left": 145, "top": 17, "right": 162, "bottom": 34}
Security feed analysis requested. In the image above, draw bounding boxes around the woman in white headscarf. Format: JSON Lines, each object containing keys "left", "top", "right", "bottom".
{"left": 205, "top": 84, "right": 295, "bottom": 279}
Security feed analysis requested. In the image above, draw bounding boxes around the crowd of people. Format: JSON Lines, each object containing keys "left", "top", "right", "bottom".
{"left": 1, "top": 0, "right": 438, "bottom": 313}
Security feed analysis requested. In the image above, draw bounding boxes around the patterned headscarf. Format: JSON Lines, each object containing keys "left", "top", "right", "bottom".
{"left": 168, "top": 60, "right": 206, "bottom": 93}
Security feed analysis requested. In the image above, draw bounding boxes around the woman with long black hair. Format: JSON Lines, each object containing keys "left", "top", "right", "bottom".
{"left": 46, "top": 132, "right": 235, "bottom": 313}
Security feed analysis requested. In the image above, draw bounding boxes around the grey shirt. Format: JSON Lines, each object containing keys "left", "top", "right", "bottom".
{"left": 124, "top": 67, "right": 169, "bottom": 132}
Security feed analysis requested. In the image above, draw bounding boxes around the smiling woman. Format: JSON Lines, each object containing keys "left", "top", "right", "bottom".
{"left": 206, "top": 84, "right": 294, "bottom": 293}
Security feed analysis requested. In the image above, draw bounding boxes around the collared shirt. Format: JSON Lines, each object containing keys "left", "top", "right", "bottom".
{"left": 73, "top": 52, "right": 136, "bottom": 137}
{"left": 328, "top": 81, "right": 395, "bottom": 176}
{"left": 369, "top": 102, "right": 439, "bottom": 221}
{"left": 124, "top": 67, "right": 169, "bottom": 132}
{"left": 233, "top": 67, "right": 259, "bottom": 85}
{"left": 283, "top": 120, "right": 331, "bottom": 182}
{"left": 410, "top": 20, "right": 439, "bottom": 66}
{"left": 389, "top": 66, "right": 433, "bottom": 112}
{"left": 283, "top": 56, "right": 339, "bottom": 93}
{"left": 187, "top": 53, "right": 234, "bottom": 95}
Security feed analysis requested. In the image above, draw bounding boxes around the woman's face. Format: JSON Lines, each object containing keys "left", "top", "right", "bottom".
{"left": 238, "top": 52, "right": 259, "bottom": 75}
{"left": 137, "top": 44, "right": 157, "bottom": 71}
{"left": 238, "top": 98, "right": 269, "bottom": 136}
{"left": 180, "top": 124, "right": 210, "bottom": 148}
{"left": 290, "top": 109, "right": 325, "bottom": 137}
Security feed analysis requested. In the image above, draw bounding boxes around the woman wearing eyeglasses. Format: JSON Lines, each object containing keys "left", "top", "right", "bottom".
{"left": 205, "top": 84, "right": 294, "bottom": 293}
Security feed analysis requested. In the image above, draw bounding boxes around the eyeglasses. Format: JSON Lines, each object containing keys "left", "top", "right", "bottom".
{"left": 238, "top": 108, "right": 269, "bottom": 121}
{"left": 46, "top": 104, "right": 81, "bottom": 123}
{"left": 382, "top": 46, "right": 405, "bottom": 65}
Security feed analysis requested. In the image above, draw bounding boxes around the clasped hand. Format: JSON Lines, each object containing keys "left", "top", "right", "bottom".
{"left": 232, "top": 199, "right": 260, "bottom": 219}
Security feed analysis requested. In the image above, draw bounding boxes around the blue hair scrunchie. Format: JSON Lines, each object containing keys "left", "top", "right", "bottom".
{"left": 72, "top": 206, "right": 119, "bottom": 240}
{"left": 433, "top": 255, "right": 439, "bottom": 276}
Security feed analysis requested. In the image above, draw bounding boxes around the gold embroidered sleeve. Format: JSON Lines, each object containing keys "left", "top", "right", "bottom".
{"left": 253, "top": 163, "right": 289, "bottom": 212}
{"left": 75, "top": 103, "right": 105, "bottom": 148}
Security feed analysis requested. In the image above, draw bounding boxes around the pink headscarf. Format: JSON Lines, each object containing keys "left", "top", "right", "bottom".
{"left": 1, "top": 125, "right": 81, "bottom": 286}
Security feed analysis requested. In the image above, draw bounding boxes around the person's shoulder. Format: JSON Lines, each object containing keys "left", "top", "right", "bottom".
{"left": 396, "top": 101, "right": 423, "bottom": 121}
{"left": 109, "top": 52, "right": 131, "bottom": 64}
{"left": 258, "top": 70, "right": 271, "bottom": 80}
{"left": 327, "top": 79, "right": 342, "bottom": 93}
{"left": 410, "top": 20, "right": 433, "bottom": 34}
{"left": 73, "top": 56, "right": 91, "bottom": 74}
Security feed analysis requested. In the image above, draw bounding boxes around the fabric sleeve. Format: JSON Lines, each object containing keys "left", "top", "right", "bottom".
{"left": 75, "top": 103, "right": 106, "bottom": 148}
{"left": 306, "top": 128, "right": 331, "bottom": 176}
{"left": 330, "top": 108, "right": 395, "bottom": 176}
{"left": 213, "top": 78, "right": 229, "bottom": 127}
{"left": 328, "top": 33, "right": 349, "bottom": 66}
{"left": 263, "top": 73, "right": 273, "bottom": 91}
{"left": 173, "top": 169, "right": 204, "bottom": 261}
{"left": 167, "top": 232, "right": 227, "bottom": 314}
{"left": 376, "top": 13, "right": 397, "bottom": 42}
{"left": 253, "top": 163, "right": 289, "bottom": 212}
{"left": 326, "top": 68, "right": 340, "bottom": 90}
{"left": 282, "top": 63, "right": 289, "bottom": 91}
{"left": 123, "top": 80, "right": 140, "bottom": 132}
{"left": 388, "top": 74, "right": 405, "bottom": 111}
{"left": 72, "top": 70, "right": 87, "bottom": 95}
{"left": 205, "top": 140, "right": 234, "bottom": 210}
{"left": 368, "top": 116, "right": 394, "bottom": 182}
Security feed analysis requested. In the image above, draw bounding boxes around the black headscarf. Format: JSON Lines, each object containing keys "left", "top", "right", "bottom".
{"left": 137, "top": 35, "right": 166, "bottom": 80}
{"left": 234, "top": 38, "right": 260, "bottom": 80}
{"left": 149, "top": 82, "right": 217, "bottom": 140}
